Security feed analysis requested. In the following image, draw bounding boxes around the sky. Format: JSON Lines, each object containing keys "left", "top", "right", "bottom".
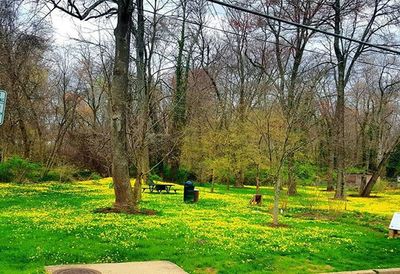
{"left": 43, "top": 1, "right": 226, "bottom": 46}
{"left": 48, "top": 8, "right": 114, "bottom": 45}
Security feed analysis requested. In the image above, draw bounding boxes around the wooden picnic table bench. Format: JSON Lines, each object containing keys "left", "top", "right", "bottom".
{"left": 142, "top": 179, "right": 177, "bottom": 194}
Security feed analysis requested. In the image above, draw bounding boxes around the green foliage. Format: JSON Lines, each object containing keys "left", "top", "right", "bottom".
{"left": 0, "top": 182, "right": 400, "bottom": 273}
{"left": 387, "top": 144, "right": 400, "bottom": 178}
{"left": 72, "top": 169, "right": 102, "bottom": 181}
{"left": 149, "top": 173, "right": 163, "bottom": 181}
{"left": 295, "top": 161, "right": 319, "bottom": 185}
{"left": 0, "top": 162, "right": 13, "bottom": 182}
{"left": 39, "top": 170, "right": 61, "bottom": 182}
{"left": 90, "top": 173, "right": 102, "bottom": 181}
{"left": 181, "top": 120, "right": 264, "bottom": 184}
{"left": 0, "top": 157, "right": 102, "bottom": 184}
{"left": 0, "top": 156, "right": 41, "bottom": 183}
{"left": 161, "top": 165, "right": 194, "bottom": 183}
{"left": 372, "top": 178, "right": 388, "bottom": 194}
{"left": 243, "top": 167, "right": 272, "bottom": 185}
{"left": 346, "top": 166, "right": 366, "bottom": 174}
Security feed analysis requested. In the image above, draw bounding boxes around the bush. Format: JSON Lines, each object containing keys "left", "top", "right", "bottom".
{"left": 39, "top": 170, "right": 61, "bottom": 182}
{"left": 162, "top": 165, "right": 196, "bottom": 183}
{"left": 72, "top": 169, "right": 101, "bottom": 181}
{"left": 372, "top": 178, "right": 388, "bottom": 194}
{"left": 0, "top": 162, "right": 13, "bottom": 182}
{"left": 0, "top": 156, "right": 41, "bottom": 183}
{"left": 51, "top": 166, "right": 78, "bottom": 182}
{"left": 244, "top": 168, "right": 271, "bottom": 185}
{"left": 149, "top": 173, "right": 163, "bottom": 182}
{"left": 295, "top": 161, "right": 319, "bottom": 185}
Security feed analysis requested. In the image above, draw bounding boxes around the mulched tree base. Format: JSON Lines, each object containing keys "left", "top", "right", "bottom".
{"left": 348, "top": 194, "right": 383, "bottom": 198}
{"left": 267, "top": 223, "right": 290, "bottom": 228}
{"left": 93, "top": 207, "right": 157, "bottom": 215}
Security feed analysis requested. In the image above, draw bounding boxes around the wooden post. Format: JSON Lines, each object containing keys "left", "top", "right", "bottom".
{"left": 388, "top": 229, "right": 399, "bottom": 239}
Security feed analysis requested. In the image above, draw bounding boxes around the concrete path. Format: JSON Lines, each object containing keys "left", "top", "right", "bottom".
{"left": 45, "top": 261, "right": 188, "bottom": 274}
{"left": 326, "top": 268, "right": 400, "bottom": 274}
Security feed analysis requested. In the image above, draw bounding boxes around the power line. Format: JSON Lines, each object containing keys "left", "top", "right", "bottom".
{"left": 206, "top": 0, "right": 400, "bottom": 56}
{"left": 137, "top": 5, "right": 400, "bottom": 72}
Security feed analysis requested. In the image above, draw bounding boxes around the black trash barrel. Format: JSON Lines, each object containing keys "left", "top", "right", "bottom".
{"left": 184, "top": 181, "right": 195, "bottom": 202}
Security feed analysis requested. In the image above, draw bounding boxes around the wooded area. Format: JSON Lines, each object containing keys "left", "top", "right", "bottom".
{"left": 1, "top": 0, "right": 400, "bottom": 220}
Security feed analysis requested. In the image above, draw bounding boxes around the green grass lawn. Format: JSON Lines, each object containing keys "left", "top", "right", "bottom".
{"left": 0, "top": 179, "right": 399, "bottom": 274}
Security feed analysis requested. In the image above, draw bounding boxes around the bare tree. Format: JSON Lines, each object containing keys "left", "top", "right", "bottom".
{"left": 48, "top": 0, "right": 136, "bottom": 211}
{"left": 331, "top": 0, "right": 398, "bottom": 199}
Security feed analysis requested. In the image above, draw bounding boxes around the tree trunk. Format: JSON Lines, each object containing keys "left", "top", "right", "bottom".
{"left": 326, "top": 130, "right": 335, "bottom": 191}
{"left": 211, "top": 169, "right": 215, "bottom": 193}
{"left": 235, "top": 169, "right": 244, "bottom": 188}
{"left": 287, "top": 152, "right": 297, "bottom": 195}
{"left": 18, "top": 119, "right": 31, "bottom": 159}
{"left": 256, "top": 166, "right": 260, "bottom": 195}
{"left": 334, "top": 81, "right": 345, "bottom": 199}
{"left": 273, "top": 176, "right": 282, "bottom": 226}
{"left": 360, "top": 151, "right": 389, "bottom": 197}
{"left": 133, "top": 0, "right": 148, "bottom": 203}
{"left": 333, "top": 0, "right": 346, "bottom": 199}
{"left": 111, "top": 1, "right": 135, "bottom": 211}
{"left": 170, "top": 2, "right": 193, "bottom": 180}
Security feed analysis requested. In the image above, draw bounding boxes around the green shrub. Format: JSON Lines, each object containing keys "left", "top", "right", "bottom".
{"left": 0, "top": 156, "right": 41, "bottom": 183}
{"left": 0, "top": 162, "right": 13, "bottom": 182}
{"left": 346, "top": 166, "right": 366, "bottom": 174}
{"left": 244, "top": 168, "right": 271, "bottom": 185}
{"left": 162, "top": 165, "right": 195, "bottom": 183}
{"left": 372, "top": 178, "right": 388, "bottom": 194}
{"left": 295, "top": 161, "right": 319, "bottom": 185}
{"left": 149, "top": 173, "right": 163, "bottom": 181}
{"left": 39, "top": 170, "right": 61, "bottom": 182}
{"left": 90, "top": 172, "right": 102, "bottom": 180}
{"left": 51, "top": 166, "right": 78, "bottom": 182}
{"left": 71, "top": 169, "right": 101, "bottom": 181}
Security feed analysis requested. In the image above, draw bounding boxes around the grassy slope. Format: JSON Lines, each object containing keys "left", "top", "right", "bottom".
{"left": 0, "top": 179, "right": 399, "bottom": 274}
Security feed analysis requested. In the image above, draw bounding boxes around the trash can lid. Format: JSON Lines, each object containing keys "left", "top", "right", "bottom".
{"left": 184, "top": 181, "right": 194, "bottom": 186}
{"left": 194, "top": 189, "right": 199, "bottom": 192}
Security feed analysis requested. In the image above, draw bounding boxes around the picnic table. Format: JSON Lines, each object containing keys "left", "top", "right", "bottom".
{"left": 142, "top": 180, "right": 176, "bottom": 194}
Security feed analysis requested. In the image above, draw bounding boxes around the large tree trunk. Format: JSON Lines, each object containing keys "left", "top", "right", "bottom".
{"left": 133, "top": 0, "right": 148, "bottom": 203}
{"left": 111, "top": 1, "right": 135, "bottom": 211}
{"left": 334, "top": 79, "right": 345, "bottom": 199}
{"left": 333, "top": 0, "right": 346, "bottom": 199}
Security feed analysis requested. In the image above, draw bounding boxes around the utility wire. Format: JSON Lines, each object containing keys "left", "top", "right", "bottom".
{"left": 206, "top": 0, "right": 400, "bottom": 56}
{"left": 137, "top": 5, "right": 400, "bottom": 72}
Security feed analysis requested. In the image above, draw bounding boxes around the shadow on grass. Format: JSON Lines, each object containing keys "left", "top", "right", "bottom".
{"left": 348, "top": 194, "right": 384, "bottom": 198}
{"left": 93, "top": 207, "right": 157, "bottom": 215}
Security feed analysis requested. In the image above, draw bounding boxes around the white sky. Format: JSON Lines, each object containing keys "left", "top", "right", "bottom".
{"left": 45, "top": 1, "right": 225, "bottom": 46}
{"left": 47, "top": 8, "right": 115, "bottom": 45}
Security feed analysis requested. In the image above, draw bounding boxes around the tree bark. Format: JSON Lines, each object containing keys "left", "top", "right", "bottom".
{"left": 133, "top": 0, "right": 148, "bottom": 203}
{"left": 287, "top": 152, "right": 297, "bottom": 195}
{"left": 111, "top": 0, "right": 135, "bottom": 211}
{"left": 326, "top": 142, "right": 335, "bottom": 191}
{"left": 333, "top": 0, "right": 346, "bottom": 199}
{"left": 359, "top": 152, "right": 388, "bottom": 197}
{"left": 360, "top": 134, "right": 400, "bottom": 196}
{"left": 273, "top": 176, "right": 282, "bottom": 226}
{"left": 211, "top": 169, "right": 215, "bottom": 193}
